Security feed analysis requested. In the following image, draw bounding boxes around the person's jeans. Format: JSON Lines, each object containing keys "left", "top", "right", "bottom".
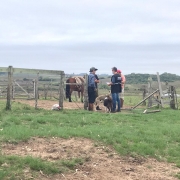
{"left": 112, "top": 93, "right": 121, "bottom": 111}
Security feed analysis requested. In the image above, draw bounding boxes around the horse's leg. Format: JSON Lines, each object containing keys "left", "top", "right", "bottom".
{"left": 81, "top": 90, "right": 83, "bottom": 103}
{"left": 69, "top": 90, "right": 72, "bottom": 102}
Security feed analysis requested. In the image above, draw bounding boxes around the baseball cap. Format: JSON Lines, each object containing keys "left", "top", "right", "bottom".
{"left": 89, "top": 67, "right": 98, "bottom": 72}
{"left": 117, "top": 70, "right": 122, "bottom": 73}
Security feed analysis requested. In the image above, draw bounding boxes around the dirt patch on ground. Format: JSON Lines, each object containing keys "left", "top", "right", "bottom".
{"left": 15, "top": 99, "right": 84, "bottom": 110}
{"left": 2, "top": 137, "right": 179, "bottom": 180}
{"left": 15, "top": 99, "right": 132, "bottom": 111}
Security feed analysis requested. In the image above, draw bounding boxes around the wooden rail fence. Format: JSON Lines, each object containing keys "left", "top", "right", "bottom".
{"left": 0, "top": 66, "right": 89, "bottom": 110}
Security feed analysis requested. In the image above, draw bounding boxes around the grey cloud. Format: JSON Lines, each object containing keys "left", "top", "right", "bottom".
{"left": 1, "top": 43, "right": 180, "bottom": 75}
{"left": 1, "top": 0, "right": 180, "bottom": 44}
{"left": 0, "top": 0, "right": 180, "bottom": 75}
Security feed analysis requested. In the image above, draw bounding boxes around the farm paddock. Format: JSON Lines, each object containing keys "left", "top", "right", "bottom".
{"left": 1, "top": 66, "right": 180, "bottom": 179}
{"left": 2, "top": 137, "right": 179, "bottom": 180}
{"left": 13, "top": 99, "right": 133, "bottom": 111}
{"left": 0, "top": 100, "right": 180, "bottom": 179}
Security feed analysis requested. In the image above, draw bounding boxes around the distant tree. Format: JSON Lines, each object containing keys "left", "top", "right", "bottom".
{"left": 124, "top": 87, "right": 129, "bottom": 91}
{"left": 124, "top": 73, "right": 180, "bottom": 84}
{"left": 23, "top": 78, "right": 28, "bottom": 81}
{"left": 39, "top": 76, "right": 54, "bottom": 81}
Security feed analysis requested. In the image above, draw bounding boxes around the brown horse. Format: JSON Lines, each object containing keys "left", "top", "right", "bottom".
{"left": 66, "top": 77, "right": 85, "bottom": 102}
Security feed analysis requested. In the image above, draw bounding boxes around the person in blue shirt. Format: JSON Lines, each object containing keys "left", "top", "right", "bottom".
{"left": 88, "top": 67, "right": 98, "bottom": 111}
{"left": 108, "top": 67, "right": 122, "bottom": 113}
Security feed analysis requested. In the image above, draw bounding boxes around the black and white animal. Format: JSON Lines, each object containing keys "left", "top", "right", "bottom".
{"left": 94, "top": 91, "right": 111, "bottom": 111}
{"left": 103, "top": 95, "right": 113, "bottom": 113}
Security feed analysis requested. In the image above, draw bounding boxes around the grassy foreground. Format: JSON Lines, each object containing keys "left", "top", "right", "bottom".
{"left": 0, "top": 101, "right": 180, "bottom": 179}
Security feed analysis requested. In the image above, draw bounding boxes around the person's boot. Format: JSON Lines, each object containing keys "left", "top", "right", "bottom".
{"left": 96, "top": 106, "right": 102, "bottom": 110}
{"left": 90, "top": 103, "right": 94, "bottom": 111}
{"left": 111, "top": 108, "right": 116, "bottom": 113}
{"left": 88, "top": 103, "right": 93, "bottom": 111}
{"left": 88, "top": 103, "right": 91, "bottom": 111}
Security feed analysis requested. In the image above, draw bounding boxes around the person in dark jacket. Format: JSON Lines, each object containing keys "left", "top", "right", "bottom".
{"left": 88, "top": 67, "right": 98, "bottom": 111}
{"left": 108, "top": 67, "right": 122, "bottom": 112}
{"left": 94, "top": 73, "right": 101, "bottom": 110}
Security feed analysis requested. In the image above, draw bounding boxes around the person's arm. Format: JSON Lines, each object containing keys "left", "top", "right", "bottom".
{"left": 92, "top": 75, "right": 96, "bottom": 88}
{"left": 121, "top": 74, "right": 126, "bottom": 84}
{"left": 108, "top": 76, "right": 115, "bottom": 86}
{"left": 123, "top": 75, "right": 126, "bottom": 83}
{"left": 95, "top": 75, "right": 100, "bottom": 83}
{"left": 95, "top": 79, "right": 100, "bottom": 83}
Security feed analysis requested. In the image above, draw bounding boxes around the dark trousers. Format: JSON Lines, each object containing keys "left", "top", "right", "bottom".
{"left": 88, "top": 87, "right": 96, "bottom": 103}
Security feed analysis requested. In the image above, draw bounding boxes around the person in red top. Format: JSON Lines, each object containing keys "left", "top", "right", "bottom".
{"left": 117, "top": 70, "right": 126, "bottom": 107}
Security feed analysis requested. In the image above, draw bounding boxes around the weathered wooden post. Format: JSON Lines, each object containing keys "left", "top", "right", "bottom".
{"left": 50, "top": 79, "right": 52, "bottom": 99}
{"left": 157, "top": 72, "right": 164, "bottom": 107}
{"left": 148, "top": 77, "right": 153, "bottom": 107}
{"left": 35, "top": 72, "right": 39, "bottom": 109}
{"left": 26, "top": 81, "right": 28, "bottom": 99}
{"left": 6, "top": 66, "right": 13, "bottom": 110}
{"left": 33, "top": 79, "right": 35, "bottom": 99}
{"left": 84, "top": 74, "right": 88, "bottom": 110}
{"left": 170, "top": 86, "right": 176, "bottom": 109}
{"left": 142, "top": 85, "right": 146, "bottom": 106}
{"left": 63, "top": 89, "right": 66, "bottom": 100}
{"left": 59, "top": 72, "right": 65, "bottom": 109}
{"left": 12, "top": 81, "right": 15, "bottom": 100}
{"left": 43, "top": 84, "right": 46, "bottom": 100}
{"left": 132, "top": 89, "right": 159, "bottom": 110}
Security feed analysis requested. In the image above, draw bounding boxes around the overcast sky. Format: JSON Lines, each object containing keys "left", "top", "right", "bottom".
{"left": 0, "top": 0, "right": 180, "bottom": 75}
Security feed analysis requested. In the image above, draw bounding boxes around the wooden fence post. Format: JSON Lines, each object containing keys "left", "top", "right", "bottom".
{"left": 148, "top": 77, "right": 153, "bottom": 107}
{"left": 33, "top": 79, "right": 35, "bottom": 99}
{"left": 50, "top": 79, "right": 52, "bottom": 99}
{"left": 6, "top": 66, "right": 13, "bottom": 110}
{"left": 170, "top": 86, "right": 176, "bottom": 109}
{"left": 35, "top": 72, "right": 39, "bottom": 109}
{"left": 84, "top": 74, "right": 88, "bottom": 110}
{"left": 142, "top": 85, "right": 146, "bottom": 106}
{"left": 12, "top": 81, "right": 15, "bottom": 100}
{"left": 43, "top": 84, "right": 46, "bottom": 100}
{"left": 59, "top": 72, "right": 65, "bottom": 110}
{"left": 157, "top": 72, "right": 164, "bottom": 107}
{"left": 132, "top": 89, "right": 159, "bottom": 110}
{"left": 63, "top": 89, "right": 66, "bottom": 100}
{"left": 26, "top": 81, "right": 29, "bottom": 99}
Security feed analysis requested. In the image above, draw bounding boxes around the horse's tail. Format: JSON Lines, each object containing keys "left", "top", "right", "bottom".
{"left": 66, "top": 79, "right": 70, "bottom": 99}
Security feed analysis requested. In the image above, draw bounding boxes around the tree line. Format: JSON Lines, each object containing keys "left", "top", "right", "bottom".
{"left": 125, "top": 73, "right": 180, "bottom": 84}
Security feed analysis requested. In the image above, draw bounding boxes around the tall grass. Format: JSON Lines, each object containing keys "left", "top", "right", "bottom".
{"left": 0, "top": 101, "right": 180, "bottom": 178}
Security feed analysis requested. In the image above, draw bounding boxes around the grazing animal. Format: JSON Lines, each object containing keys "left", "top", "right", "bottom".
{"left": 66, "top": 76, "right": 85, "bottom": 103}
{"left": 103, "top": 95, "right": 113, "bottom": 113}
{"left": 51, "top": 104, "right": 61, "bottom": 110}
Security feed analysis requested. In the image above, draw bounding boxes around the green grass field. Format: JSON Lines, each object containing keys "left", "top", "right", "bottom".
{"left": 0, "top": 101, "right": 180, "bottom": 179}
